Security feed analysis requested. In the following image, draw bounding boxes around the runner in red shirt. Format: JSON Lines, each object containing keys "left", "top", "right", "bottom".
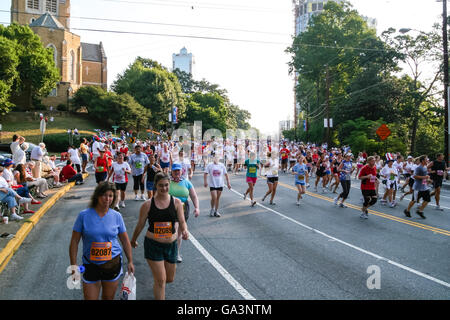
{"left": 280, "top": 145, "right": 290, "bottom": 173}
{"left": 119, "top": 144, "right": 129, "bottom": 161}
{"left": 358, "top": 156, "right": 378, "bottom": 219}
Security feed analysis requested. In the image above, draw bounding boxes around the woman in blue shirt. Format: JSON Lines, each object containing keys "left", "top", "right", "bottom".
{"left": 69, "top": 182, "right": 135, "bottom": 300}
{"left": 291, "top": 155, "right": 309, "bottom": 206}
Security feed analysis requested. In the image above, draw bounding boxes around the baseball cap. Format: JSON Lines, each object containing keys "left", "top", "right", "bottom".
{"left": 2, "top": 158, "right": 14, "bottom": 167}
{"left": 171, "top": 163, "right": 182, "bottom": 171}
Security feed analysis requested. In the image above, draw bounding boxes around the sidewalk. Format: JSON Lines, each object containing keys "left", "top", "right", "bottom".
{"left": 0, "top": 173, "right": 88, "bottom": 273}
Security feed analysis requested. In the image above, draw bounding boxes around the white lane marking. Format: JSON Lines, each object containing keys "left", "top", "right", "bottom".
{"left": 229, "top": 188, "right": 450, "bottom": 289}
{"left": 189, "top": 232, "right": 256, "bottom": 300}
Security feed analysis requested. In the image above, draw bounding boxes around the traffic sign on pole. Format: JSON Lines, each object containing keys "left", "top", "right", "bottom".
{"left": 376, "top": 124, "right": 391, "bottom": 141}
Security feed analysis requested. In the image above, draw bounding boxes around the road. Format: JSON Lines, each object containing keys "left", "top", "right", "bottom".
{"left": 0, "top": 167, "right": 449, "bottom": 300}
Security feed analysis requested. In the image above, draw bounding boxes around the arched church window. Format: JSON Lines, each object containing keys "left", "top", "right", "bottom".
{"left": 69, "top": 50, "right": 75, "bottom": 82}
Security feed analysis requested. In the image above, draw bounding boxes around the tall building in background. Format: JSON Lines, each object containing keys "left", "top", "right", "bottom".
{"left": 291, "top": 0, "right": 376, "bottom": 131}
{"left": 294, "top": 0, "right": 343, "bottom": 35}
{"left": 172, "top": 47, "right": 194, "bottom": 75}
{"left": 10, "top": 0, "right": 107, "bottom": 109}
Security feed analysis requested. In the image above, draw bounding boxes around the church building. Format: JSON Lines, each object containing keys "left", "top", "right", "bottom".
{"left": 10, "top": 0, "right": 107, "bottom": 109}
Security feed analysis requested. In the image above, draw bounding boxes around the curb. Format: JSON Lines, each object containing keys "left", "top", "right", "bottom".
{"left": 0, "top": 173, "right": 89, "bottom": 274}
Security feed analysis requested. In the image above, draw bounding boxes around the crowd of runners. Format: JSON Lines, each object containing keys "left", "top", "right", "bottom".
{"left": 61, "top": 133, "right": 450, "bottom": 300}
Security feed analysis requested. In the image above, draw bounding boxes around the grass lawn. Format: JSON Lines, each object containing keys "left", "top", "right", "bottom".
{"left": 0, "top": 114, "right": 106, "bottom": 145}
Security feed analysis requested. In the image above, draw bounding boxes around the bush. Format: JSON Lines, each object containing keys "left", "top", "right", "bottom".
{"left": 56, "top": 103, "right": 67, "bottom": 111}
{"left": 43, "top": 134, "right": 72, "bottom": 152}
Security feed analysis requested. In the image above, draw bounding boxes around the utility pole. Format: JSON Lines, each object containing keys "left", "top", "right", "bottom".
{"left": 325, "top": 64, "right": 330, "bottom": 146}
{"left": 443, "top": 0, "right": 449, "bottom": 167}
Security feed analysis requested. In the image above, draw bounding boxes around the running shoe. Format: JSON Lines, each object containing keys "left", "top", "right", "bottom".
{"left": 435, "top": 205, "right": 444, "bottom": 211}
{"left": 10, "top": 213, "right": 24, "bottom": 221}
{"left": 296, "top": 200, "right": 300, "bottom": 206}
{"left": 209, "top": 208, "right": 215, "bottom": 217}
{"left": 403, "top": 209, "right": 411, "bottom": 217}
{"left": 262, "top": 195, "right": 266, "bottom": 202}
{"left": 416, "top": 210, "right": 426, "bottom": 219}
{"left": 339, "top": 203, "right": 347, "bottom": 208}
{"left": 251, "top": 201, "right": 257, "bottom": 207}
{"left": 177, "top": 255, "right": 183, "bottom": 263}
{"left": 120, "top": 201, "right": 126, "bottom": 208}
{"left": 269, "top": 201, "right": 276, "bottom": 205}
{"left": 314, "top": 187, "right": 318, "bottom": 192}
{"left": 389, "top": 203, "right": 396, "bottom": 208}
{"left": 140, "top": 194, "right": 146, "bottom": 201}
{"left": 399, "top": 195, "right": 405, "bottom": 201}
{"left": 334, "top": 197, "right": 339, "bottom": 205}
{"left": 114, "top": 206, "right": 121, "bottom": 212}
{"left": 135, "top": 195, "right": 140, "bottom": 201}
{"left": 214, "top": 211, "right": 221, "bottom": 217}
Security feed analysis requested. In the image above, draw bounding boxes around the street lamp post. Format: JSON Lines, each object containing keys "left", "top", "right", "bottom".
{"left": 435, "top": 0, "right": 450, "bottom": 168}
{"left": 443, "top": 0, "right": 449, "bottom": 168}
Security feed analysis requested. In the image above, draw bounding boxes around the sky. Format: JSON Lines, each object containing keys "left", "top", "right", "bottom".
{"left": 0, "top": 0, "right": 445, "bottom": 135}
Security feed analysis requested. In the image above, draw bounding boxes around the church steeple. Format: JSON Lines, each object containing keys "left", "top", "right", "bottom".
{"left": 11, "top": 0, "right": 71, "bottom": 30}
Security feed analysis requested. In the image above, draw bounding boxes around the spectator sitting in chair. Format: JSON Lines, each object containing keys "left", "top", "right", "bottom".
{"left": 1, "top": 166, "right": 32, "bottom": 221}
{"left": 13, "top": 163, "right": 42, "bottom": 213}
{"left": 25, "top": 161, "right": 49, "bottom": 198}
{"left": 60, "top": 159, "right": 84, "bottom": 185}
{"left": 42, "top": 156, "right": 63, "bottom": 188}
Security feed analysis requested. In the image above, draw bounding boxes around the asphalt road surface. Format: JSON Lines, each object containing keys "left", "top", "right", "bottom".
{"left": 0, "top": 167, "right": 449, "bottom": 300}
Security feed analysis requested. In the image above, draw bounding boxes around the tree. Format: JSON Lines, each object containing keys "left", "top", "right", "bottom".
{"left": 0, "top": 36, "right": 19, "bottom": 114}
{"left": 287, "top": 1, "right": 401, "bottom": 145}
{"left": 172, "top": 69, "right": 252, "bottom": 130}
{"left": 112, "top": 57, "right": 185, "bottom": 130}
{"left": 0, "top": 24, "right": 59, "bottom": 110}
{"left": 382, "top": 26, "right": 443, "bottom": 154}
{"left": 72, "top": 86, "right": 150, "bottom": 132}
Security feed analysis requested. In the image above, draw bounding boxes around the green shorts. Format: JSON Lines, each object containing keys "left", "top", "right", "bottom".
{"left": 144, "top": 237, "right": 178, "bottom": 264}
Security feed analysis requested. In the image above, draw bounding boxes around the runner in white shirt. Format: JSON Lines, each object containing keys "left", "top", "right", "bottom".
{"left": 179, "top": 149, "right": 193, "bottom": 181}
{"left": 224, "top": 141, "right": 235, "bottom": 172}
{"left": 91, "top": 138, "right": 103, "bottom": 164}
{"left": 107, "top": 152, "right": 131, "bottom": 210}
{"left": 400, "top": 157, "right": 418, "bottom": 201}
{"left": 289, "top": 148, "right": 297, "bottom": 170}
{"left": 392, "top": 155, "right": 404, "bottom": 205}
{"left": 261, "top": 151, "right": 279, "bottom": 205}
{"left": 380, "top": 160, "right": 399, "bottom": 208}
{"left": 68, "top": 145, "right": 82, "bottom": 173}
{"left": 204, "top": 156, "right": 231, "bottom": 217}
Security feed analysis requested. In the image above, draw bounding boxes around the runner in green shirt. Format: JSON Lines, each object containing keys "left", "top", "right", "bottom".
{"left": 243, "top": 152, "right": 260, "bottom": 207}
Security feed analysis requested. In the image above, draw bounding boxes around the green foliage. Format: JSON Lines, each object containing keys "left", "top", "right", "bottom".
{"left": 183, "top": 99, "right": 226, "bottom": 133}
{"left": 43, "top": 134, "right": 73, "bottom": 152}
{"left": 112, "top": 57, "right": 185, "bottom": 130}
{"left": 338, "top": 117, "right": 407, "bottom": 156}
{"left": 72, "top": 86, "right": 150, "bottom": 132}
{"left": 0, "top": 36, "right": 19, "bottom": 114}
{"left": 0, "top": 24, "right": 59, "bottom": 110}
{"left": 173, "top": 68, "right": 251, "bottom": 130}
